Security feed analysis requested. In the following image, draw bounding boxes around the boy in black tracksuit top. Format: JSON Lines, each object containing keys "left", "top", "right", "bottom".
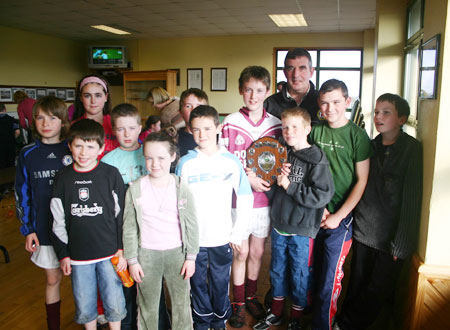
{"left": 255, "top": 108, "right": 334, "bottom": 330}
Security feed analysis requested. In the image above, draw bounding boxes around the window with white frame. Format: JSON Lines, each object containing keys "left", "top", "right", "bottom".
{"left": 275, "top": 48, "right": 363, "bottom": 106}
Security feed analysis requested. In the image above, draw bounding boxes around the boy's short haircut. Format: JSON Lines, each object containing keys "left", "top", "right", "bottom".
{"left": 68, "top": 118, "right": 104, "bottom": 147}
{"left": 32, "top": 96, "right": 70, "bottom": 140}
{"left": 319, "top": 79, "right": 349, "bottom": 99}
{"left": 281, "top": 107, "right": 311, "bottom": 128}
{"left": 189, "top": 105, "right": 220, "bottom": 127}
{"left": 376, "top": 93, "right": 410, "bottom": 118}
{"left": 110, "top": 103, "right": 141, "bottom": 128}
{"left": 284, "top": 48, "right": 313, "bottom": 68}
{"left": 238, "top": 66, "right": 271, "bottom": 90}
{"left": 180, "top": 88, "right": 209, "bottom": 108}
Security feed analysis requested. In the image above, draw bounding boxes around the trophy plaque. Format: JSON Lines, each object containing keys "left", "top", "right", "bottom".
{"left": 246, "top": 136, "right": 287, "bottom": 185}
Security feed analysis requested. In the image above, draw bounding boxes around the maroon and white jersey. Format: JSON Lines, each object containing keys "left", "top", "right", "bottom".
{"left": 220, "top": 107, "right": 282, "bottom": 208}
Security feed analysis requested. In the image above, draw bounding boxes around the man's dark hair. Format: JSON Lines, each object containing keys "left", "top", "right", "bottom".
{"left": 189, "top": 105, "right": 220, "bottom": 127}
{"left": 284, "top": 48, "right": 313, "bottom": 68}
{"left": 68, "top": 119, "right": 104, "bottom": 147}
{"left": 319, "top": 79, "right": 349, "bottom": 99}
{"left": 0, "top": 103, "right": 6, "bottom": 112}
{"left": 376, "top": 93, "right": 410, "bottom": 118}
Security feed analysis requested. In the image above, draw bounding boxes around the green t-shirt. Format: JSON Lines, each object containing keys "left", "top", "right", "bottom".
{"left": 310, "top": 121, "right": 372, "bottom": 213}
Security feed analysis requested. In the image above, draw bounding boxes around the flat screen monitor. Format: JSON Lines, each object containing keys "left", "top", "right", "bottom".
{"left": 88, "top": 46, "right": 128, "bottom": 69}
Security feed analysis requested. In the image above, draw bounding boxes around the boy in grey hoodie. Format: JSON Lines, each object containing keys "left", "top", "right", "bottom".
{"left": 254, "top": 108, "right": 334, "bottom": 330}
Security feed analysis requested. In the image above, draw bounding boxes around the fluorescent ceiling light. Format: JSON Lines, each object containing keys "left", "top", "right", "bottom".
{"left": 269, "top": 14, "right": 308, "bottom": 27}
{"left": 91, "top": 25, "right": 131, "bottom": 35}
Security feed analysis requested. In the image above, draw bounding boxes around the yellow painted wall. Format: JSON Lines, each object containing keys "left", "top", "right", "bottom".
{"left": 417, "top": 0, "right": 450, "bottom": 266}
{"left": 0, "top": 26, "right": 86, "bottom": 112}
{"left": 134, "top": 32, "right": 364, "bottom": 114}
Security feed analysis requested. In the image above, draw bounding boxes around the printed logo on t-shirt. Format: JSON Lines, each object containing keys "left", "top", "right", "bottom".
{"left": 47, "top": 153, "right": 57, "bottom": 159}
{"left": 234, "top": 134, "right": 245, "bottom": 146}
{"left": 79, "top": 188, "right": 89, "bottom": 201}
{"left": 71, "top": 203, "right": 103, "bottom": 217}
{"left": 317, "top": 140, "right": 344, "bottom": 152}
{"left": 62, "top": 155, "right": 73, "bottom": 166}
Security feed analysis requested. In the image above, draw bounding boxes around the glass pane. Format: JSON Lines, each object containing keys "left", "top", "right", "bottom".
{"left": 422, "top": 48, "right": 436, "bottom": 67}
{"left": 420, "top": 70, "right": 435, "bottom": 97}
{"left": 320, "top": 50, "right": 361, "bottom": 68}
{"left": 403, "top": 47, "right": 420, "bottom": 117}
{"left": 277, "top": 50, "right": 288, "bottom": 67}
{"left": 309, "top": 50, "right": 317, "bottom": 68}
{"left": 276, "top": 69, "right": 285, "bottom": 83}
{"left": 318, "top": 70, "right": 361, "bottom": 104}
{"left": 408, "top": 0, "right": 422, "bottom": 39}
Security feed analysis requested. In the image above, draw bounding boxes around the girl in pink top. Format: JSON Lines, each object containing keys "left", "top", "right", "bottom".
{"left": 123, "top": 132, "right": 199, "bottom": 330}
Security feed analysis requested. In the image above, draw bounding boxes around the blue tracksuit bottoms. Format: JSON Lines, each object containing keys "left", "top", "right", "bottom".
{"left": 190, "top": 244, "right": 233, "bottom": 330}
{"left": 312, "top": 214, "right": 353, "bottom": 330}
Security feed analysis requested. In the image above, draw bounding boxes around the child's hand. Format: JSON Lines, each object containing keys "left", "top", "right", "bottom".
{"left": 129, "top": 263, "right": 144, "bottom": 283}
{"left": 245, "top": 167, "right": 256, "bottom": 177}
{"left": 180, "top": 260, "right": 196, "bottom": 280}
{"left": 248, "top": 175, "right": 271, "bottom": 192}
{"left": 114, "top": 250, "right": 127, "bottom": 271}
{"left": 230, "top": 242, "right": 241, "bottom": 253}
{"left": 322, "top": 208, "right": 330, "bottom": 221}
{"left": 60, "top": 258, "right": 72, "bottom": 276}
{"left": 320, "top": 212, "right": 341, "bottom": 230}
{"left": 281, "top": 163, "right": 291, "bottom": 176}
{"left": 277, "top": 174, "right": 290, "bottom": 190}
{"left": 25, "top": 233, "right": 39, "bottom": 253}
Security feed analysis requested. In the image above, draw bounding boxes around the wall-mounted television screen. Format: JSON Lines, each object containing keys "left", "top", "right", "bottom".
{"left": 88, "top": 46, "right": 128, "bottom": 69}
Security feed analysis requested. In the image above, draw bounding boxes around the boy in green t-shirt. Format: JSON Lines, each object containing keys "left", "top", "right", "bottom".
{"left": 309, "top": 79, "right": 372, "bottom": 330}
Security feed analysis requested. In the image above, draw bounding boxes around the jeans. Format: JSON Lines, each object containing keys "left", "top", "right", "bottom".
{"left": 71, "top": 259, "right": 126, "bottom": 324}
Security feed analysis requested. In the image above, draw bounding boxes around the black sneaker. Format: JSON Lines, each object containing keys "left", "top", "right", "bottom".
{"left": 246, "top": 296, "right": 266, "bottom": 321}
{"left": 287, "top": 318, "right": 303, "bottom": 330}
{"left": 253, "top": 311, "right": 282, "bottom": 330}
{"left": 228, "top": 302, "right": 245, "bottom": 328}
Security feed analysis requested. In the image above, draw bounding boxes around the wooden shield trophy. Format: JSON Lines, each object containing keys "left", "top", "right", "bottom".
{"left": 246, "top": 137, "right": 287, "bottom": 185}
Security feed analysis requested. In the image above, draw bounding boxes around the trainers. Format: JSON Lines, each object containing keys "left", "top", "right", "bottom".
{"left": 288, "top": 318, "right": 303, "bottom": 330}
{"left": 246, "top": 296, "right": 266, "bottom": 321}
{"left": 253, "top": 311, "right": 282, "bottom": 330}
{"left": 229, "top": 302, "right": 246, "bottom": 328}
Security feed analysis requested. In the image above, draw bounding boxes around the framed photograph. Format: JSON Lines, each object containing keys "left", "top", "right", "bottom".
{"left": 419, "top": 34, "right": 440, "bottom": 99}
{"left": 57, "top": 89, "right": 66, "bottom": 100}
{"left": 47, "top": 89, "right": 57, "bottom": 97}
{"left": 37, "top": 89, "right": 47, "bottom": 99}
{"left": 66, "top": 89, "right": 75, "bottom": 101}
{"left": 25, "top": 88, "right": 37, "bottom": 99}
{"left": 187, "top": 68, "right": 203, "bottom": 90}
{"left": 169, "top": 68, "right": 181, "bottom": 86}
{"left": 211, "top": 68, "right": 227, "bottom": 91}
{"left": 0, "top": 88, "right": 12, "bottom": 102}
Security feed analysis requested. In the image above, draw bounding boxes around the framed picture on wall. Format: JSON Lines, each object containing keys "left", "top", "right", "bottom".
{"left": 57, "top": 89, "right": 66, "bottom": 100}
{"left": 187, "top": 68, "right": 203, "bottom": 89}
{"left": 25, "top": 88, "right": 37, "bottom": 99}
{"left": 66, "top": 89, "right": 75, "bottom": 101}
{"left": 419, "top": 34, "right": 440, "bottom": 99}
{"left": 0, "top": 88, "right": 12, "bottom": 102}
{"left": 211, "top": 68, "right": 227, "bottom": 91}
{"left": 47, "top": 89, "right": 57, "bottom": 97}
{"left": 37, "top": 89, "right": 47, "bottom": 99}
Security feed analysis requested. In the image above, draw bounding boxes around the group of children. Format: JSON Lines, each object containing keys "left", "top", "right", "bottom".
{"left": 15, "top": 52, "right": 422, "bottom": 330}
